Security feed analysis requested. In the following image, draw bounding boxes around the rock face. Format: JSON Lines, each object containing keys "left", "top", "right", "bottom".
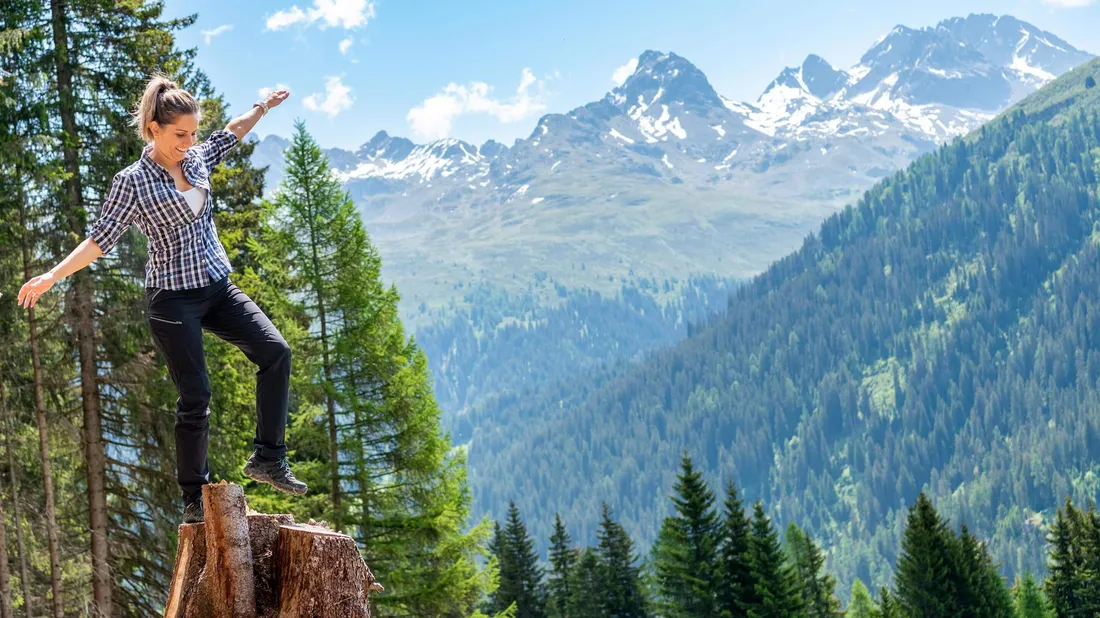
{"left": 164, "top": 482, "right": 383, "bottom": 618}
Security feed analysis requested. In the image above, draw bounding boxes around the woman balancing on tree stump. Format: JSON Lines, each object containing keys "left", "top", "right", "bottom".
{"left": 17, "top": 73, "right": 307, "bottom": 524}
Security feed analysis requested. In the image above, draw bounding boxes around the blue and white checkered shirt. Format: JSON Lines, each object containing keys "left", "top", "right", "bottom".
{"left": 89, "top": 128, "right": 240, "bottom": 290}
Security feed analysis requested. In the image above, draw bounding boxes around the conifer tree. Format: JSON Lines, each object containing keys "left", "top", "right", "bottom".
{"left": 784, "top": 523, "right": 841, "bottom": 618}
{"left": 596, "top": 502, "right": 649, "bottom": 618}
{"left": 273, "top": 119, "right": 499, "bottom": 617}
{"left": 894, "top": 493, "right": 956, "bottom": 617}
{"left": 653, "top": 452, "right": 721, "bottom": 618}
{"left": 1012, "top": 573, "right": 1053, "bottom": 618}
{"left": 547, "top": 513, "right": 577, "bottom": 618}
{"left": 717, "top": 479, "right": 756, "bottom": 618}
{"left": 567, "top": 548, "right": 603, "bottom": 618}
{"left": 502, "top": 502, "right": 547, "bottom": 618}
{"left": 846, "top": 579, "right": 877, "bottom": 618}
{"left": 746, "top": 501, "right": 804, "bottom": 618}
{"left": 1046, "top": 498, "right": 1084, "bottom": 618}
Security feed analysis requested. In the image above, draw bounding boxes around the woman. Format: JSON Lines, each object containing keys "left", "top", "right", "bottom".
{"left": 17, "top": 73, "right": 307, "bottom": 524}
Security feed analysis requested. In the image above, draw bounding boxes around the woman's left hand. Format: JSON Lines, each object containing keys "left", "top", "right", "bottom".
{"left": 264, "top": 89, "right": 290, "bottom": 110}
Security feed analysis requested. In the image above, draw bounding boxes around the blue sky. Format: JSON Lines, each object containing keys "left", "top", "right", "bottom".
{"left": 164, "top": 0, "right": 1100, "bottom": 151}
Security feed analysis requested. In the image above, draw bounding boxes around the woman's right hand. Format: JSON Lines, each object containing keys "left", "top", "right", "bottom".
{"left": 18, "top": 272, "right": 56, "bottom": 309}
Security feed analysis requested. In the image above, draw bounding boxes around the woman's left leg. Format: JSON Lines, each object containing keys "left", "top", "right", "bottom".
{"left": 200, "top": 277, "right": 292, "bottom": 462}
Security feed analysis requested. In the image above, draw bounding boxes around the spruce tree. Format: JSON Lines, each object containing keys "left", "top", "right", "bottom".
{"left": 746, "top": 501, "right": 804, "bottom": 618}
{"left": 1045, "top": 498, "right": 1084, "bottom": 618}
{"left": 878, "top": 587, "right": 902, "bottom": 618}
{"left": 1012, "top": 573, "right": 1052, "bottom": 618}
{"left": 653, "top": 452, "right": 721, "bottom": 618}
{"left": 567, "top": 548, "right": 603, "bottom": 618}
{"left": 717, "top": 479, "right": 756, "bottom": 618}
{"left": 596, "top": 502, "right": 649, "bottom": 618}
{"left": 547, "top": 513, "right": 577, "bottom": 618}
{"left": 894, "top": 493, "right": 956, "bottom": 617}
{"left": 503, "top": 501, "right": 547, "bottom": 618}
{"left": 784, "top": 524, "right": 840, "bottom": 618}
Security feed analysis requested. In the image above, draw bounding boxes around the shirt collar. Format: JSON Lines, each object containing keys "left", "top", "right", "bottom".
{"left": 141, "top": 143, "right": 195, "bottom": 178}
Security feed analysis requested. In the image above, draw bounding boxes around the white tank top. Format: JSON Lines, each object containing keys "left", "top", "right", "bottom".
{"left": 182, "top": 186, "right": 207, "bottom": 216}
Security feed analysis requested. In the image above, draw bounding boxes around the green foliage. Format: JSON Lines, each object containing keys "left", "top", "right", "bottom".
{"left": 747, "top": 502, "right": 806, "bottom": 618}
{"left": 847, "top": 579, "right": 878, "bottom": 618}
{"left": 1012, "top": 573, "right": 1052, "bottom": 618}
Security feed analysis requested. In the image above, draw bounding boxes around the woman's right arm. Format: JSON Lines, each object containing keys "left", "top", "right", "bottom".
{"left": 17, "top": 239, "right": 104, "bottom": 308}
{"left": 17, "top": 170, "right": 138, "bottom": 309}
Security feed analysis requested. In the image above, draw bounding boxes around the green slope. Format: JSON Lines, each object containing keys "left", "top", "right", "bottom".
{"left": 464, "top": 58, "right": 1100, "bottom": 596}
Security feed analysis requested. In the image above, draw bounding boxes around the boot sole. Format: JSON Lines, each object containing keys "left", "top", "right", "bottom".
{"left": 243, "top": 467, "right": 308, "bottom": 496}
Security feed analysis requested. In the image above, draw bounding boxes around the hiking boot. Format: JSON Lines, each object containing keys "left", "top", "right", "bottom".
{"left": 183, "top": 496, "right": 204, "bottom": 524}
{"left": 243, "top": 452, "right": 308, "bottom": 496}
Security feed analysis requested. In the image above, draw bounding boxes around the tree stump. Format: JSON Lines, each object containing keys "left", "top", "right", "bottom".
{"left": 165, "top": 481, "right": 257, "bottom": 618}
{"left": 164, "top": 482, "right": 383, "bottom": 618}
{"left": 275, "top": 524, "right": 382, "bottom": 618}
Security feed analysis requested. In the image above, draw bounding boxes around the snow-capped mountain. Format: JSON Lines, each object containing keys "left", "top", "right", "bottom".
{"left": 253, "top": 13, "right": 1093, "bottom": 324}
{"left": 730, "top": 13, "right": 1093, "bottom": 143}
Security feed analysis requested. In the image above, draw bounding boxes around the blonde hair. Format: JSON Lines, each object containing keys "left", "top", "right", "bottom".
{"left": 131, "top": 72, "right": 201, "bottom": 143}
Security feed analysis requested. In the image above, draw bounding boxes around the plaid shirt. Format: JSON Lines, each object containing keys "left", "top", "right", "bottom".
{"left": 89, "top": 128, "right": 240, "bottom": 290}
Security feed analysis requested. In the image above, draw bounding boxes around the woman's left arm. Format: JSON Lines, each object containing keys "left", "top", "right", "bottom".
{"left": 226, "top": 88, "right": 291, "bottom": 141}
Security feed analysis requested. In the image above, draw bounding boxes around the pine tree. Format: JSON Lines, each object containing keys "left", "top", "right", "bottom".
{"left": 878, "top": 587, "right": 902, "bottom": 618}
{"left": 501, "top": 502, "right": 547, "bottom": 618}
{"left": 784, "top": 523, "right": 840, "bottom": 618}
{"left": 1012, "top": 573, "right": 1052, "bottom": 618}
{"left": 567, "top": 548, "right": 603, "bottom": 618}
{"left": 717, "top": 479, "right": 756, "bottom": 618}
{"left": 596, "top": 502, "right": 649, "bottom": 618}
{"left": 487, "top": 521, "right": 519, "bottom": 617}
{"left": 894, "top": 493, "right": 956, "bottom": 617}
{"left": 746, "top": 501, "right": 804, "bottom": 618}
{"left": 653, "top": 452, "right": 721, "bottom": 618}
{"left": 1046, "top": 498, "right": 1084, "bottom": 618}
{"left": 546, "top": 513, "right": 577, "bottom": 618}
{"left": 846, "top": 579, "right": 877, "bottom": 618}
{"left": 952, "top": 525, "right": 1013, "bottom": 618}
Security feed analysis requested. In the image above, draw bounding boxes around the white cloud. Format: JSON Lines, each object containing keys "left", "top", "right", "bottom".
{"left": 339, "top": 38, "right": 353, "bottom": 54}
{"left": 406, "top": 68, "right": 547, "bottom": 141}
{"left": 266, "top": 0, "right": 375, "bottom": 31}
{"left": 303, "top": 76, "right": 354, "bottom": 117}
{"left": 611, "top": 58, "right": 638, "bottom": 86}
{"left": 1040, "top": 0, "right": 1095, "bottom": 6}
{"left": 202, "top": 24, "right": 233, "bottom": 45}
{"left": 258, "top": 83, "right": 293, "bottom": 99}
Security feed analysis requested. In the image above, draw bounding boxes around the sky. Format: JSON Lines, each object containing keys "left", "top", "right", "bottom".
{"left": 163, "top": 0, "right": 1100, "bottom": 151}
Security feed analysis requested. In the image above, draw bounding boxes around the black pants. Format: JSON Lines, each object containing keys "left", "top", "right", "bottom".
{"left": 145, "top": 275, "right": 291, "bottom": 502}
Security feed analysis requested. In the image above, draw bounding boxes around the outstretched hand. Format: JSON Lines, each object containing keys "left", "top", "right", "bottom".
{"left": 263, "top": 89, "right": 290, "bottom": 111}
{"left": 17, "top": 272, "right": 56, "bottom": 309}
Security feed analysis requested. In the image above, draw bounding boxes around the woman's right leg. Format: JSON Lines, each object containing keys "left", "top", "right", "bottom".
{"left": 145, "top": 286, "right": 212, "bottom": 505}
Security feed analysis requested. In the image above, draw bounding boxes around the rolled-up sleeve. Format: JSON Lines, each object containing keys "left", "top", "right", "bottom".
{"left": 89, "top": 171, "right": 139, "bottom": 255}
{"left": 198, "top": 128, "right": 240, "bottom": 174}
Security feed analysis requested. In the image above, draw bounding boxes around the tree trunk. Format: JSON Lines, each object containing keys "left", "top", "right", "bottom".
{"left": 165, "top": 482, "right": 256, "bottom": 618}
{"left": 1, "top": 382, "right": 33, "bottom": 618}
{"left": 47, "top": 0, "right": 111, "bottom": 615}
{"left": 276, "top": 524, "right": 382, "bottom": 618}
{"left": 19, "top": 183, "right": 65, "bottom": 618}
{"left": 0, "top": 392, "right": 12, "bottom": 618}
{"left": 165, "top": 482, "right": 382, "bottom": 618}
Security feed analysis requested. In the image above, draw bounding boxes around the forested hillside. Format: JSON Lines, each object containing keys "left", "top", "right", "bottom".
{"left": 464, "top": 58, "right": 1100, "bottom": 597}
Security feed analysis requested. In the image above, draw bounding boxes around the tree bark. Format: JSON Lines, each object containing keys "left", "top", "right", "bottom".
{"left": 19, "top": 181, "right": 65, "bottom": 618}
{"left": 0, "top": 389, "right": 12, "bottom": 618}
{"left": 276, "top": 523, "right": 382, "bottom": 618}
{"left": 48, "top": 0, "right": 111, "bottom": 615}
{"left": 1, "top": 382, "right": 33, "bottom": 618}
{"left": 165, "top": 483, "right": 382, "bottom": 618}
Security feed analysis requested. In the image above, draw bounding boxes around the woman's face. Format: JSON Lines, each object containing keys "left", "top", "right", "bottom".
{"left": 150, "top": 113, "right": 200, "bottom": 164}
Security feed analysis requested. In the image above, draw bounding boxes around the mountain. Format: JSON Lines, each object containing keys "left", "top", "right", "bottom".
{"left": 253, "top": 14, "right": 1092, "bottom": 333}
{"left": 461, "top": 58, "right": 1100, "bottom": 598}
